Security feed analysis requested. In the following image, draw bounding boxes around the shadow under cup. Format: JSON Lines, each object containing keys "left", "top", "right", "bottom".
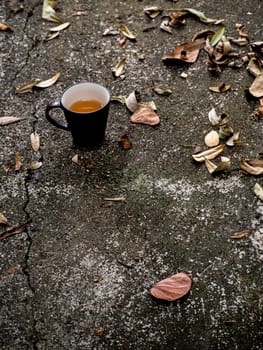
{"left": 46, "top": 82, "right": 111, "bottom": 149}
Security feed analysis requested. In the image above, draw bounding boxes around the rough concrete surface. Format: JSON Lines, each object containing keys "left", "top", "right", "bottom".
{"left": 0, "top": 0, "right": 263, "bottom": 349}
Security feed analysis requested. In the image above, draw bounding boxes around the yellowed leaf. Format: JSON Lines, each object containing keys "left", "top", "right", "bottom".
{"left": 120, "top": 24, "right": 136, "bottom": 41}
{"left": 49, "top": 22, "right": 70, "bottom": 32}
{"left": 30, "top": 132, "right": 40, "bottom": 152}
{"left": 111, "top": 58, "right": 126, "bottom": 77}
{"left": 28, "top": 161, "right": 42, "bottom": 171}
{"left": 192, "top": 144, "right": 224, "bottom": 162}
{"left": 240, "top": 158, "right": 263, "bottom": 175}
{"left": 0, "top": 212, "right": 9, "bottom": 225}
{"left": 15, "top": 79, "right": 41, "bottom": 94}
{"left": 35, "top": 72, "right": 61, "bottom": 88}
{"left": 15, "top": 152, "right": 22, "bottom": 171}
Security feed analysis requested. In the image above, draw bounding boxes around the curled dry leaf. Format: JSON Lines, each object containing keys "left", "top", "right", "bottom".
{"left": 15, "top": 152, "right": 22, "bottom": 171}
{"left": 0, "top": 220, "right": 31, "bottom": 240}
{"left": 162, "top": 39, "right": 205, "bottom": 64}
{"left": 0, "top": 212, "right": 9, "bottom": 226}
{"left": 144, "top": 6, "right": 163, "bottom": 19}
{"left": 209, "top": 83, "right": 231, "bottom": 93}
{"left": 0, "top": 116, "right": 24, "bottom": 125}
{"left": 152, "top": 83, "right": 172, "bottom": 96}
{"left": 208, "top": 107, "right": 220, "bottom": 126}
{"left": 230, "top": 228, "right": 255, "bottom": 239}
{"left": 120, "top": 24, "right": 136, "bottom": 41}
{"left": 112, "top": 58, "right": 126, "bottom": 77}
{"left": 15, "top": 79, "right": 41, "bottom": 94}
{"left": 192, "top": 144, "right": 224, "bottom": 162}
{"left": 111, "top": 95, "right": 126, "bottom": 104}
{"left": 225, "top": 131, "right": 240, "bottom": 147}
{"left": 204, "top": 130, "right": 220, "bottom": 147}
{"left": 44, "top": 31, "right": 60, "bottom": 41}
{"left": 49, "top": 22, "right": 70, "bottom": 32}
{"left": 125, "top": 90, "right": 140, "bottom": 112}
{"left": 247, "top": 57, "right": 262, "bottom": 77}
{"left": 119, "top": 134, "right": 132, "bottom": 150}
{"left": 30, "top": 132, "right": 40, "bottom": 152}
{"left": 205, "top": 156, "right": 231, "bottom": 174}
{"left": 150, "top": 272, "right": 192, "bottom": 301}
{"left": 28, "top": 161, "right": 42, "bottom": 171}
{"left": 0, "top": 23, "right": 13, "bottom": 31}
{"left": 130, "top": 106, "right": 160, "bottom": 126}
{"left": 249, "top": 73, "right": 263, "bottom": 98}
{"left": 240, "top": 158, "right": 263, "bottom": 175}
{"left": 42, "top": 0, "right": 61, "bottom": 23}
{"left": 35, "top": 72, "right": 61, "bottom": 88}
{"left": 253, "top": 183, "right": 263, "bottom": 201}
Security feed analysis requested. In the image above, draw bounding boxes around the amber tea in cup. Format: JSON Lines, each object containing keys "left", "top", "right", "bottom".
{"left": 69, "top": 99, "right": 103, "bottom": 113}
{"left": 46, "top": 82, "right": 111, "bottom": 149}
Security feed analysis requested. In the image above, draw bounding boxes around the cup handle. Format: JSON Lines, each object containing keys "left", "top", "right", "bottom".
{"left": 45, "top": 101, "right": 70, "bottom": 131}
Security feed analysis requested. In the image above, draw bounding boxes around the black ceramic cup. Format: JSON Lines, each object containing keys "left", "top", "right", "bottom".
{"left": 46, "top": 82, "right": 111, "bottom": 149}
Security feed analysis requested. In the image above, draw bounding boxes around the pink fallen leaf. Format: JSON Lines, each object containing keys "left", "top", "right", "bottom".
{"left": 0, "top": 116, "right": 24, "bottom": 126}
{"left": 130, "top": 106, "right": 160, "bottom": 126}
{"left": 150, "top": 272, "right": 192, "bottom": 301}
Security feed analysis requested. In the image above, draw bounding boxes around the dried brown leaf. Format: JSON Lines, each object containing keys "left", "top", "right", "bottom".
{"left": 150, "top": 272, "right": 192, "bottom": 301}
{"left": 120, "top": 24, "right": 136, "bottom": 41}
{"left": 103, "top": 197, "right": 126, "bottom": 202}
{"left": 15, "top": 152, "right": 22, "bottom": 171}
{"left": 240, "top": 158, "right": 263, "bottom": 175}
{"left": 162, "top": 39, "right": 205, "bottom": 64}
{"left": 30, "top": 132, "right": 40, "bottom": 152}
{"left": 205, "top": 156, "right": 231, "bottom": 174}
{"left": 230, "top": 228, "right": 255, "bottom": 239}
{"left": 209, "top": 83, "right": 231, "bottom": 93}
{"left": 144, "top": 6, "right": 163, "bottom": 19}
{"left": 15, "top": 79, "right": 41, "bottom": 94}
{"left": 249, "top": 73, "right": 263, "bottom": 98}
{"left": 130, "top": 107, "right": 160, "bottom": 126}
{"left": 253, "top": 183, "right": 263, "bottom": 201}
{"left": 192, "top": 144, "right": 224, "bottom": 162}
{"left": 119, "top": 134, "right": 132, "bottom": 150}
{"left": 0, "top": 213, "right": 9, "bottom": 226}
{"left": 0, "top": 220, "right": 31, "bottom": 239}
{"left": 0, "top": 22, "right": 13, "bottom": 31}
{"left": 111, "top": 58, "right": 126, "bottom": 77}
{"left": 49, "top": 22, "right": 70, "bottom": 32}
{"left": 28, "top": 161, "right": 42, "bottom": 171}
{"left": 42, "top": 0, "right": 61, "bottom": 23}
{"left": 152, "top": 83, "right": 172, "bottom": 96}
{"left": 247, "top": 57, "right": 262, "bottom": 77}
{"left": 44, "top": 31, "right": 60, "bottom": 41}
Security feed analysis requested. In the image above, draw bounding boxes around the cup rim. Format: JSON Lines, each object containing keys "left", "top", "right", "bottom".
{"left": 61, "top": 82, "right": 111, "bottom": 114}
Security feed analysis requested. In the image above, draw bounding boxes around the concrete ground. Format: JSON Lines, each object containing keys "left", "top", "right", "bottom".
{"left": 0, "top": 0, "right": 262, "bottom": 349}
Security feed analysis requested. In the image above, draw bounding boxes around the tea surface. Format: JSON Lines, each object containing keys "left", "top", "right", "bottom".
{"left": 69, "top": 99, "right": 103, "bottom": 113}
